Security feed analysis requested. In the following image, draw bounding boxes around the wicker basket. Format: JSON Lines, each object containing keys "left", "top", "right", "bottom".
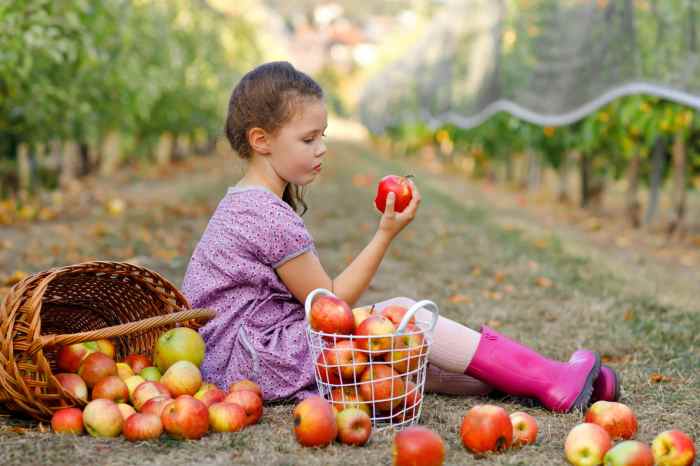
{"left": 0, "top": 261, "right": 215, "bottom": 421}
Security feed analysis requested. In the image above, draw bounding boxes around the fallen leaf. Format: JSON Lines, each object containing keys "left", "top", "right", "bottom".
{"left": 623, "top": 309, "right": 635, "bottom": 321}
{"left": 533, "top": 238, "right": 549, "bottom": 249}
{"left": 650, "top": 373, "right": 673, "bottom": 383}
{"left": 535, "top": 276, "right": 553, "bottom": 288}
{"left": 493, "top": 272, "right": 506, "bottom": 283}
{"left": 503, "top": 284, "right": 516, "bottom": 293}
{"left": 448, "top": 294, "right": 471, "bottom": 304}
{"left": 470, "top": 266, "right": 482, "bottom": 277}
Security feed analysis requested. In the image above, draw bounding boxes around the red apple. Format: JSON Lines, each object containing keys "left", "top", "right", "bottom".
{"left": 56, "top": 342, "right": 97, "bottom": 373}
{"left": 95, "top": 339, "right": 116, "bottom": 359}
{"left": 139, "top": 366, "right": 161, "bottom": 382}
{"left": 115, "top": 362, "right": 134, "bottom": 381}
{"left": 125, "top": 354, "right": 152, "bottom": 374}
{"left": 140, "top": 396, "right": 172, "bottom": 418}
{"left": 51, "top": 407, "right": 84, "bottom": 435}
{"left": 208, "top": 402, "right": 247, "bottom": 433}
{"left": 510, "top": 411, "right": 538, "bottom": 446}
{"left": 393, "top": 425, "right": 445, "bottom": 466}
{"left": 92, "top": 375, "right": 129, "bottom": 403}
{"left": 336, "top": 407, "right": 372, "bottom": 446}
{"left": 380, "top": 305, "right": 414, "bottom": 327}
{"left": 585, "top": 401, "right": 638, "bottom": 440}
{"left": 604, "top": 440, "right": 654, "bottom": 466}
{"left": 375, "top": 175, "right": 414, "bottom": 213}
{"left": 393, "top": 381, "right": 422, "bottom": 423}
{"left": 132, "top": 381, "right": 171, "bottom": 411}
{"left": 82, "top": 398, "right": 123, "bottom": 438}
{"left": 317, "top": 340, "right": 368, "bottom": 385}
{"left": 78, "top": 352, "right": 117, "bottom": 388}
{"left": 652, "top": 430, "right": 696, "bottom": 466}
{"left": 161, "top": 395, "right": 209, "bottom": 440}
{"left": 195, "top": 383, "right": 227, "bottom": 407}
{"left": 330, "top": 387, "right": 371, "bottom": 416}
{"left": 387, "top": 325, "right": 426, "bottom": 374}
{"left": 54, "top": 373, "right": 88, "bottom": 402}
{"left": 224, "top": 390, "right": 263, "bottom": 426}
{"left": 460, "top": 404, "right": 513, "bottom": 454}
{"left": 355, "top": 316, "right": 396, "bottom": 356}
{"left": 359, "top": 364, "right": 405, "bottom": 412}
{"left": 352, "top": 306, "right": 373, "bottom": 328}
{"left": 309, "top": 295, "right": 355, "bottom": 336}
{"left": 123, "top": 412, "right": 163, "bottom": 441}
{"left": 153, "top": 327, "right": 206, "bottom": 372}
{"left": 292, "top": 395, "right": 337, "bottom": 447}
{"left": 160, "top": 360, "right": 202, "bottom": 397}
{"left": 564, "top": 423, "right": 612, "bottom": 466}
{"left": 228, "top": 379, "right": 263, "bottom": 398}
{"left": 117, "top": 403, "right": 136, "bottom": 421}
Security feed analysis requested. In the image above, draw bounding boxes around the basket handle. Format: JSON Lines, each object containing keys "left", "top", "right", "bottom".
{"left": 304, "top": 288, "right": 336, "bottom": 321}
{"left": 34, "top": 308, "right": 216, "bottom": 351}
{"left": 397, "top": 300, "right": 440, "bottom": 334}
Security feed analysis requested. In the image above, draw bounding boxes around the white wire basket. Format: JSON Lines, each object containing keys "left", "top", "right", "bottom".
{"left": 304, "top": 288, "right": 439, "bottom": 432}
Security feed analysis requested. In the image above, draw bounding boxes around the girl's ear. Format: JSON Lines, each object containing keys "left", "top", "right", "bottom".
{"left": 248, "top": 127, "right": 272, "bottom": 155}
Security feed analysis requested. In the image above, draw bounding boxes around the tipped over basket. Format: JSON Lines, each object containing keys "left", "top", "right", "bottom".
{"left": 0, "top": 261, "right": 215, "bottom": 421}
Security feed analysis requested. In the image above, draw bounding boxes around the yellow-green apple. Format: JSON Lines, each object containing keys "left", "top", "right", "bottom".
{"left": 359, "top": 364, "right": 405, "bottom": 412}
{"left": 92, "top": 375, "right": 129, "bottom": 403}
{"left": 585, "top": 401, "right": 638, "bottom": 440}
{"left": 352, "top": 305, "right": 373, "bottom": 328}
{"left": 139, "top": 366, "right": 161, "bottom": 382}
{"left": 355, "top": 316, "right": 396, "bottom": 356}
{"left": 460, "top": 404, "right": 513, "bottom": 454}
{"left": 336, "top": 407, "right": 372, "bottom": 446}
{"left": 51, "top": 407, "right": 84, "bottom": 435}
{"left": 387, "top": 326, "right": 425, "bottom": 374}
{"left": 125, "top": 354, "right": 151, "bottom": 374}
{"left": 123, "top": 412, "right": 163, "bottom": 441}
{"left": 224, "top": 390, "right": 263, "bottom": 426}
{"left": 564, "top": 423, "right": 612, "bottom": 466}
{"left": 117, "top": 403, "right": 136, "bottom": 421}
{"left": 510, "top": 411, "right": 538, "bottom": 446}
{"left": 54, "top": 373, "right": 88, "bottom": 402}
{"left": 604, "top": 440, "right": 654, "bottom": 466}
{"left": 330, "top": 387, "right": 370, "bottom": 416}
{"left": 292, "top": 395, "right": 337, "bottom": 447}
{"left": 195, "top": 383, "right": 226, "bottom": 407}
{"left": 651, "top": 430, "right": 696, "bottom": 466}
{"left": 78, "top": 352, "right": 117, "bottom": 388}
{"left": 132, "top": 381, "right": 171, "bottom": 411}
{"left": 393, "top": 425, "right": 445, "bottom": 466}
{"left": 228, "top": 379, "right": 263, "bottom": 398}
{"left": 161, "top": 395, "right": 209, "bottom": 440}
{"left": 309, "top": 295, "right": 355, "bottom": 336}
{"left": 380, "top": 305, "right": 414, "bottom": 327}
{"left": 140, "top": 396, "right": 172, "bottom": 418}
{"left": 115, "top": 362, "right": 134, "bottom": 381}
{"left": 95, "top": 339, "right": 116, "bottom": 359}
{"left": 208, "top": 401, "right": 247, "bottom": 433}
{"left": 160, "top": 360, "right": 202, "bottom": 397}
{"left": 124, "top": 375, "right": 145, "bottom": 398}
{"left": 82, "top": 398, "right": 123, "bottom": 438}
{"left": 56, "top": 342, "right": 97, "bottom": 373}
{"left": 153, "top": 328, "right": 206, "bottom": 371}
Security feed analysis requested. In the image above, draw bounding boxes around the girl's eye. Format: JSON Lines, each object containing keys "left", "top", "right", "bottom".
{"left": 304, "top": 138, "right": 313, "bottom": 144}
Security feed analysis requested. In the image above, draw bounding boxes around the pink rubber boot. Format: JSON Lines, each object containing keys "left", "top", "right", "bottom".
{"left": 464, "top": 326, "right": 601, "bottom": 413}
{"left": 591, "top": 366, "right": 620, "bottom": 402}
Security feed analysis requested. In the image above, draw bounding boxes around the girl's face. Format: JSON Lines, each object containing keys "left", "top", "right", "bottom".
{"left": 267, "top": 97, "right": 327, "bottom": 186}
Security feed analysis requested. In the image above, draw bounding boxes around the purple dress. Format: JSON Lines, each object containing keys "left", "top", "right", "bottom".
{"left": 181, "top": 186, "right": 318, "bottom": 402}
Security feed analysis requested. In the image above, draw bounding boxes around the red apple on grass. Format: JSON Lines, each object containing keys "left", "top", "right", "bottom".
{"left": 51, "top": 407, "right": 84, "bottom": 435}
{"left": 309, "top": 295, "right": 355, "bottom": 336}
{"left": 564, "top": 423, "right": 612, "bottom": 466}
{"left": 228, "top": 379, "right": 263, "bottom": 398}
{"left": 117, "top": 403, "right": 136, "bottom": 421}
{"left": 510, "top": 411, "right": 538, "bottom": 446}
{"left": 92, "top": 375, "right": 129, "bottom": 403}
{"left": 393, "top": 425, "right": 445, "bottom": 466}
{"left": 460, "top": 404, "right": 513, "bottom": 454}
{"left": 195, "top": 383, "right": 227, "bottom": 407}
{"left": 132, "top": 381, "right": 171, "bottom": 411}
{"left": 604, "top": 440, "right": 654, "bottom": 466}
{"left": 336, "top": 407, "right": 372, "bottom": 446}
{"left": 359, "top": 364, "right": 405, "bottom": 412}
{"left": 57, "top": 342, "right": 97, "bottom": 373}
{"left": 355, "top": 316, "right": 396, "bottom": 356}
{"left": 140, "top": 396, "right": 172, "bottom": 418}
{"left": 375, "top": 175, "right": 414, "bottom": 213}
{"left": 161, "top": 395, "right": 209, "bottom": 440}
{"left": 124, "top": 413, "right": 163, "bottom": 441}
{"left": 160, "top": 360, "right": 202, "bottom": 397}
{"left": 78, "top": 352, "right": 117, "bottom": 388}
{"left": 330, "top": 387, "right": 370, "bottom": 416}
{"left": 125, "top": 354, "right": 151, "bottom": 374}
{"left": 153, "top": 327, "right": 206, "bottom": 372}
{"left": 224, "top": 390, "right": 263, "bottom": 426}
{"left": 82, "top": 398, "right": 123, "bottom": 438}
{"left": 585, "top": 401, "right": 638, "bottom": 440}
{"left": 54, "top": 373, "right": 88, "bottom": 402}
{"left": 292, "top": 395, "right": 337, "bottom": 447}
{"left": 651, "top": 430, "right": 696, "bottom": 466}
{"left": 208, "top": 402, "right": 247, "bottom": 433}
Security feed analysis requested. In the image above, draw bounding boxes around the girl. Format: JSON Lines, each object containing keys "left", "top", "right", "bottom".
{"left": 182, "top": 61, "right": 619, "bottom": 412}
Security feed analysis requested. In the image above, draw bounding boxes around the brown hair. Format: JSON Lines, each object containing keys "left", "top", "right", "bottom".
{"left": 225, "top": 61, "right": 324, "bottom": 215}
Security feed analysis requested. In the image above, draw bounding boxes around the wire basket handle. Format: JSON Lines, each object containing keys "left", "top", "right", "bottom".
{"left": 396, "top": 300, "right": 439, "bottom": 334}
{"left": 304, "top": 288, "right": 336, "bottom": 321}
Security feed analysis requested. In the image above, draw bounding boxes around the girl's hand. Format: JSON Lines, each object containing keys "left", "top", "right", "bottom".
{"left": 377, "top": 180, "right": 421, "bottom": 240}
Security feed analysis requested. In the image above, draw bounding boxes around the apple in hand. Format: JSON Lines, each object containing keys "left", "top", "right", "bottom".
{"left": 292, "top": 395, "right": 337, "bottom": 447}
{"left": 208, "top": 402, "right": 247, "bottom": 433}
{"left": 54, "top": 373, "right": 88, "bottom": 402}
{"left": 510, "top": 411, "right": 538, "bottom": 446}
{"left": 51, "top": 407, "right": 84, "bottom": 435}
{"left": 460, "top": 404, "right": 513, "bottom": 454}
{"left": 375, "top": 175, "right": 414, "bottom": 213}
{"left": 309, "top": 295, "right": 355, "bottom": 336}
{"left": 56, "top": 342, "right": 97, "bottom": 373}
{"left": 564, "top": 423, "right": 612, "bottom": 466}
{"left": 393, "top": 425, "right": 445, "bottom": 466}
{"left": 584, "top": 401, "right": 637, "bottom": 440}
{"left": 604, "top": 440, "right": 654, "bottom": 466}
{"left": 336, "top": 407, "right": 372, "bottom": 446}
{"left": 161, "top": 395, "right": 209, "bottom": 440}
{"left": 651, "top": 430, "right": 696, "bottom": 466}
{"left": 82, "top": 398, "right": 123, "bottom": 438}
{"left": 78, "top": 352, "right": 117, "bottom": 388}
{"left": 123, "top": 412, "right": 163, "bottom": 441}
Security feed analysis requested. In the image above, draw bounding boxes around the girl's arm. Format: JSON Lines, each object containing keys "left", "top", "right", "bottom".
{"left": 277, "top": 182, "right": 421, "bottom": 308}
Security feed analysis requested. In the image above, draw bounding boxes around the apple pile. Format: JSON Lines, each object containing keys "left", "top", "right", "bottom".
{"left": 565, "top": 400, "right": 696, "bottom": 466}
{"left": 309, "top": 295, "right": 429, "bottom": 425}
{"left": 49, "top": 327, "right": 264, "bottom": 441}
{"left": 460, "top": 404, "right": 538, "bottom": 455}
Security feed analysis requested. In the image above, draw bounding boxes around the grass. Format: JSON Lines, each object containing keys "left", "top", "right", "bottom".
{"left": 0, "top": 139, "right": 697, "bottom": 465}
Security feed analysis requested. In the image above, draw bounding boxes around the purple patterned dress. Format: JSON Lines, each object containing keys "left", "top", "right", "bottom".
{"left": 181, "top": 186, "right": 318, "bottom": 402}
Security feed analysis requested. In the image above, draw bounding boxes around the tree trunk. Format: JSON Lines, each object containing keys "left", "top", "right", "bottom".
{"left": 580, "top": 151, "right": 592, "bottom": 207}
{"left": 667, "top": 133, "right": 687, "bottom": 238}
{"left": 17, "top": 143, "right": 32, "bottom": 192}
{"left": 155, "top": 132, "right": 174, "bottom": 167}
{"left": 527, "top": 150, "right": 541, "bottom": 191}
{"left": 100, "top": 131, "right": 122, "bottom": 176}
{"left": 625, "top": 152, "right": 641, "bottom": 227}
{"left": 60, "top": 141, "right": 80, "bottom": 189}
{"left": 557, "top": 151, "right": 572, "bottom": 203}
{"left": 644, "top": 137, "right": 666, "bottom": 227}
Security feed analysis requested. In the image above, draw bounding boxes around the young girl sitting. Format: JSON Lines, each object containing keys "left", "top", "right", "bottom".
{"left": 181, "top": 61, "right": 619, "bottom": 412}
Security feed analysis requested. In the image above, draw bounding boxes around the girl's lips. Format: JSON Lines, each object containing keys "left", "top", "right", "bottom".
{"left": 313, "top": 164, "right": 322, "bottom": 171}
